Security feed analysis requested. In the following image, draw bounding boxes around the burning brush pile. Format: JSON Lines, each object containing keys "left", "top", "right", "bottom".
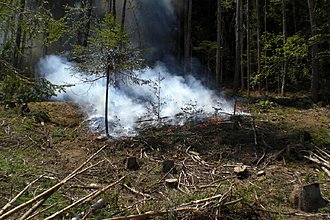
{"left": 39, "top": 55, "right": 244, "bottom": 138}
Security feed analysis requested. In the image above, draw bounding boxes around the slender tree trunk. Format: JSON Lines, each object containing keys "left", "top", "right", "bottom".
{"left": 246, "top": 0, "right": 251, "bottom": 95}
{"left": 216, "top": 0, "right": 223, "bottom": 89}
{"left": 105, "top": 61, "right": 111, "bottom": 137}
{"left": 308, "top": 0, "right": 319, "bottom": 102}
{"left": 256, "top": 0, "right": 261, "bottom": 93}
{"left": 113, "top": 0, "right": 116, "bottom": 20}
{"left": 13, "top": 0, "right": 26, "bottom": 69}
{"left": 292, "top": 0, "right": 297, "bottom": 33}
{"left": 109, "top": 0, "right": 112, "bottom": 13}
{"left": 264, "top": 0, "right": 268, "bottom": 94}
{"left": 184, "top": 0, "right": 192, "bottom": 75}
{"left": 233, "top": 0, "right": 241, "bottom": 94}
{"left": 121, "top": 0, "right": 127, "bottom": 32}
{"left": 281, "top": 0, "right": 287, "bottom": 96}
{"left": 240, "top": 0, "right": 244, "bottom": 90}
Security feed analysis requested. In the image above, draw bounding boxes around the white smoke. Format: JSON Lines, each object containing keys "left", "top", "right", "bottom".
{"left": 38, "top": 55, "right": 234, "bottom": 137}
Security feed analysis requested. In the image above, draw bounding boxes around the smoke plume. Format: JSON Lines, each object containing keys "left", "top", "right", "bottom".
{"left": 38, "top": 55, "right": 234, "bottom": 137}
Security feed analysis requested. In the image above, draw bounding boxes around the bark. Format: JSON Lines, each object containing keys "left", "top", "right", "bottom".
{"left": 264, "top": 0, "right": 268, "bottom": 94}
{"left": 292, "top": 0, "right": 297, "bottom": 33}
{"left": 184, "top": 0, "right": 192, "bottom": 75}
{"left": 308, "top": 0, "right": 319, "bottom": 102}
{"left": 105, "top": 62, "right": 111, "bottom": 137}
{"left": 216, "top": 0, "right": 223, "bottom": 88}
{"left": 113, "top": 0, "right": 116, "bottom": 20}
{"left": 13, "top": 0, "right": 26, "bottom": 69}
{"left": 281, "top": 0, "right": 287, "bottom": 96}
{"left": 256, "top": 0, "right": 261, "bottom": 93}
{"left": 240, "top": 0, "right": 244, "bottom": 90}
{"left": 246, "top": 0, "right": 251, "bottom": 95}
{"left": 233, "top": 0, "right": 242, "bottom": 94}
{"left": 120, "top": 0, "right": 127, "bottom": 32}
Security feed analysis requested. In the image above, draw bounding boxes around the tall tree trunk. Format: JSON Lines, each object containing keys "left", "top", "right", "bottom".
{"left": 281, "top": 0, "right": 287, "bottom": 96}
{"left": 184, "top": 0, "right": 192, "bottom": 75}
{"left": 256, "top": 0, "right": 261, "bottom": 93}
{"left": 308, "top": 0, "right": 319, "bottom": 102}
{"left": 13, "top": 0, "right": 26, "bottom": 69}
{"left": 240, "top": 0, "right": 244, "bottom": 90}
{"left": 246, "top": 0, "right": 251, "bottom": 95}
{"left": 113, "top": 0, "right": 116, "bottom": 20}
{"left": 121, "top": 0, "right": 127, "bottom": 32}
{"left": 292, "top": 0, "right": 297, "bottom": 33}
{"left": 264, "top": 0, "right": 268, "bottom": 94}
{"left": 216, "top": 0, "right": 223, "bottom": 89}
{"left": 109, "top": 0, "right": 112, "bottom": 13}
{"left": 233, "top": 0, "right": 242, "bottom": 94}
{"left": 105, "top": 63, "right": 111, "bottom": 137}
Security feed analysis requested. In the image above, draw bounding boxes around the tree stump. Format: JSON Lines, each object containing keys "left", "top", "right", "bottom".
{"left": 126, "top": 157, "right": 139, "bottom": 171}
{"left": 162, "top": 160, "right": 177, "bottom": 174}
{"left": 289, "top": 183, "right": 329, "bottom": 212}
{"left": 165, "top": 178, "right": 178, "bottom": 188}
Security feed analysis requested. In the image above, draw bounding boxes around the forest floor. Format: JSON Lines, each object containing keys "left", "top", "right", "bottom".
{"left": 0, "top": 95, "right": 330, "bottom": 220}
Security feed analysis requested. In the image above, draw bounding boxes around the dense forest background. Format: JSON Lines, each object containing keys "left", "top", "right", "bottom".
{"left": 0, "top": 0, "right": 330, "bottom": 105}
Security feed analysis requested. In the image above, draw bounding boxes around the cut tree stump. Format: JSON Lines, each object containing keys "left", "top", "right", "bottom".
{"left": 165, "top": 178, "right": 178, "bottom": 188}
{"left": 289, "top": 183, "right": 329, "bottom": 212}
{"left": 126, "top": 157, "right": 139, "bottom": 171}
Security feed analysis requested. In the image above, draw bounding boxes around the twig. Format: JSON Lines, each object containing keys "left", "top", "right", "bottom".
{"left": 251, "top": 117, "right": 258, "bottom": 145}
{"left": 18, "top": 198, "right": 47, "bottom": 220}
{"left": 44, "top": 176, "right": 125, "bottom": 220}
{"left": 178, "top": 193, "right": 224, "bottom": 207}
{"left": 223, "top": 198, "right": 243, "bottom": 206}
{"left": 122, "top": 184, "right": 152, "bottom": 198}
{"left": 102, "top": 207, "right": 199, "bottom": 220}
{"left": 321, "top": 166, "right": 330, "bottom": 178}
{"left": 25, "top": 203, "right": 58, "bottom": 220}
{"left": 0, "top": 175, "right": 43, "bottom": 216}
{"left": 256, "top": 148, "right": 266, "bottom": 166}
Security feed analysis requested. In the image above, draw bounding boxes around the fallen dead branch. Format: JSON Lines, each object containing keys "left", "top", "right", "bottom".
{"left": 25, "top": 203, "right": 58, "bottom": 220}
{"left": 122, "top": 184, "right": 153, "bottom": 198}
{"left": 44, "top": 176, "right": 125, "bottom": 220}
{"left": 0, "top": 145, "right": 108, "bottom": 220}
{"left": 104, "top": 194, "right": 242, "bottom": 220}
{"left": 0, "top": 175, "right": 43, "bottom": 216}
{"left": 102, "top": 207, "right": 199, "bottom": 220}
{"left": 304, "top": 148, "right": 330, "bottom": 178}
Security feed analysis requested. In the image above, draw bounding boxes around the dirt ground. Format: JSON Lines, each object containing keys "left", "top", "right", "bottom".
{"left": 0, "top": 97, "right": 329, "bottom": 219}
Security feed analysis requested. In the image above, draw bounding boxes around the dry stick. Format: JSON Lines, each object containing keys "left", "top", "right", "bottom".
{"left": 316, "top": 146, "right": 330, "bottom": 159}
{"left": 0, "top": 145, "right": 108, "bottom": 220}
{"left": 74, "top": 159, "right": 105, "bottom": 177}
{"left": 0, "top": 175, "right": 43, "bottom": 216}
{"left": 18, "top": 197, "right": 47, "bottom": 220}
{"left": 122, "top": 184, "right": 153, "bottom": 198}
{"left": 251, "top": 117, "right": 258, "bottom": 145}
{"left": 102, "top": 207, "right": 199, "bottom": 220}
{"left": 105, "top": 196, "right": 242, "bottom": 220}
{"left": 178, "top": 193, "right": 224, "bottom": 207}
{"left": 44, "top": 176, "right": 125, "bottom": 220}
{"left": 304, "top": 156, "right": 330, "bottom": 169}
{"left": 25, "top": 203, "right": 58, "bottom": 220}
{"left": 321, "top": 166, "right": 330, "bottom": 178}
{"left": 312, "top": 153, "right": 330, "bottom": 167}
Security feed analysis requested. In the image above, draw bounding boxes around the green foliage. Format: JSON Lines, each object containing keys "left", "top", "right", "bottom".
{"left": 72, "top": 13, "right": 144, "bottom": 78}
{"left": 256, "top": 99, "right": 278, "bottom": 109}
{"left": 251, "top": 33, "right": 309, "bottom": 90}
{"left": 0, "top": 74, "right": 65, "bottom": 105}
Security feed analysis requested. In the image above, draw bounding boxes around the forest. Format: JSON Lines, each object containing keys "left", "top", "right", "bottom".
{"left": 0, "top": 0, "right": 330, "bottom": 219}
